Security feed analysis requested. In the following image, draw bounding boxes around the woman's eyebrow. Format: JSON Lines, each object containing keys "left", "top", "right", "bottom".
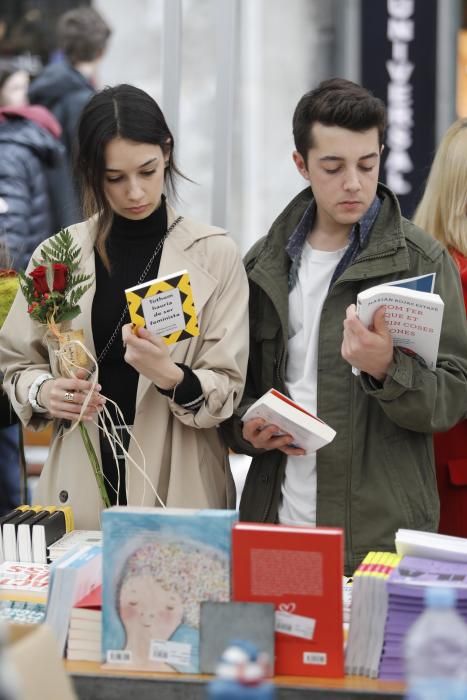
{"left": 105, "top": 157, "right": 160, "bottom": 172}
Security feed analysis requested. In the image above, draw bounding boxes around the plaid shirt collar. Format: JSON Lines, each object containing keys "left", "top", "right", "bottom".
{"left": 286, "top": 194, "right": 382, "bottom": 289}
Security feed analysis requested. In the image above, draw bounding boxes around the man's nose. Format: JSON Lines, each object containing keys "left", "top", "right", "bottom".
{"left": 343, "top": 169, "right": 361, "bottom": 191}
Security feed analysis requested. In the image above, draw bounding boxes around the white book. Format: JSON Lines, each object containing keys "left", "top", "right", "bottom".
{"left": 45, "top": 545, "right": 102, "bottom": 655}
{"left": 66, "top": 647, "right": 102, "bottom": 662}
{"left": 68, "top": 625, "right": 101, "bottom": 641}
{"left": 47, "top": 530, "right": 102, "bottom": 561}
{"left": 356, "top": 284, "right": 444, "bottom": 371}
{"left": 395, "top": 528, "right": 467, "bottom": 563}
{"left": 243, "top": 388, "right": 336, "bottom": 452}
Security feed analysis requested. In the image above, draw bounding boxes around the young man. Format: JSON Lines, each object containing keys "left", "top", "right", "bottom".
{"left": 222, "top": 78, "right": 467, "bottom": 575}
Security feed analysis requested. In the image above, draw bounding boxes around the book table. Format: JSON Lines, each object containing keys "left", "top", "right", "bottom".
{"left": 66, "top": 661, "right": 405, "bottom": 699}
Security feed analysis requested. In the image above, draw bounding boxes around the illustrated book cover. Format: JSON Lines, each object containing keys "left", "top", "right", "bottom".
{"left": 232, "top": 522, "right": 344, "bottom": 678}
{"left": 355, "top": 273, "right": 443, "bottom": 371}
{"left": 102, "top": 506, "right": 237, "bottom": 673}
{"left": 242, "top": 388, "right": 336, "bottom": 453}
{"left": 125, "top": 269, "right": 199, "bottom": 345}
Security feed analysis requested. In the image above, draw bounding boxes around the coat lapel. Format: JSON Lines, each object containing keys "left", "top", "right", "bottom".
{"left": 136, "top": 206, "right": 222, "bottom": 406}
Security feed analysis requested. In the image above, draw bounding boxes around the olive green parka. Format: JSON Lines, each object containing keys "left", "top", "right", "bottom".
{"left": 222, "top": 184, "right": 467, "bottom": 575}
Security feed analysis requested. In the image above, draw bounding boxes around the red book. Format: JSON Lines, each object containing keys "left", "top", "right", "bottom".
{"left": 232, "top": 522, "right": 344, "bottom": 678}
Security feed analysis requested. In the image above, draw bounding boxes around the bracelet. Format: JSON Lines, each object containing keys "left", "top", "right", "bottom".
{"left": 28, "top": 373, "right": 53, "bottom": 413}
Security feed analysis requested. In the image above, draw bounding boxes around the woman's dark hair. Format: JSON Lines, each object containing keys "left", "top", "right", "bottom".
{"left": 293, "top": 78, "right": 387, "bottom": 161}
{"left": 76, "top": 83, "right": 184, "bottom": 270}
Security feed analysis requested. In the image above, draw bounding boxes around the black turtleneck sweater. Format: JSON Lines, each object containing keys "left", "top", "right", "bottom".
{"left": 91, "top": 199, "right": 202, "bottom": 504}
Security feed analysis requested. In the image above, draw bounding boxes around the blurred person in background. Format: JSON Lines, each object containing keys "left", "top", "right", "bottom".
{"left": 28, "top": 6, "right": 112, "bottom": 223}
{"left": 0, "top": 239, "right": 23, "bottom": 514}
{"left": 413, "top": 119, "right": 467, "bottom": 538}
{"left": 0, "top": 58, "right": 67, "bottom": 513}
{"left": 0, "top": 59, "right": 66, "bottom": 270}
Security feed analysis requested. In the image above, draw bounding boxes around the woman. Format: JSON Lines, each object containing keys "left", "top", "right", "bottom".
{"left": 413, "top": 118, "right": 467, "bottom": 537}
{"left": 0, "top": 84, "right": 249, "bottom": 528}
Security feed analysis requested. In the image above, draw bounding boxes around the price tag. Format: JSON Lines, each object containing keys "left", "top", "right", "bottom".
{"left": 106, "top": 649, "right": 132, "bottom": 664}
{"left": 275, "top": 610, "right": 316, "bottom": 640}
{"left": 303, "top": 651, "right": 327, "bottom": 665}
{"left": 150, "top": 639, "right": 192, "bottom": 667}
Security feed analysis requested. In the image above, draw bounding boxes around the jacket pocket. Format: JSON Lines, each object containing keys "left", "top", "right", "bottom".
{"left": 447, "top": 459, "right": 467, "bottom": 486}
{"left": 379, "top": 431, "right": 437, "bottom": 530}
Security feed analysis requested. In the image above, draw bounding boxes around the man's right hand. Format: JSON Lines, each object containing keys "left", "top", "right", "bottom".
{"left": 242, "top": 418, "right": 306, "bottom": 456}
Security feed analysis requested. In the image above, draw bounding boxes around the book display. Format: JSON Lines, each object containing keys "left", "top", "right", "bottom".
{"left": 0, "top": 506, "right": 414, "bottom": 699}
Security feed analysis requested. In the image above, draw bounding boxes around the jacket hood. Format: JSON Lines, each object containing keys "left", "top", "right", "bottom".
{"left": 0, "top": 114, "right": 64, "bottom": 165}
{"left": 28, "top": 61, "right": 92, "bottom": 107}
{"left": 0, "top": 105, "right": 62, "bottom": 138}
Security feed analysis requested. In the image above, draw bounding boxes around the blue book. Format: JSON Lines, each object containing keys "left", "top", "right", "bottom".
{"left": 386, "top": 273, "right": 436, "bottom": 293}
{"left": 102, "top": 507, "right": 238, "bottom": 673}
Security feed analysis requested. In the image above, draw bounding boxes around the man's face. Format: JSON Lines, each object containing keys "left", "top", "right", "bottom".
{"left": 293, "top": 123, "right": 381, "bottom": 234}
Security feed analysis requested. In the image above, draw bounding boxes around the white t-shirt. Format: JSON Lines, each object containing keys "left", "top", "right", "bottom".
{"left": 278, "top": 241, "right": 346, "bottom": 526}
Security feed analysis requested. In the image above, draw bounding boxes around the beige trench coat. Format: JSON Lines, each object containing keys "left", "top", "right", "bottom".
{"left": 0, "top": 206, "right": 249, "bottom": 528}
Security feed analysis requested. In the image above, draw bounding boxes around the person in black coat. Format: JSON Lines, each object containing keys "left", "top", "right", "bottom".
{"left": 28, "top": 7, "right": 112, "bottom": 223}
{"left": 0, "top": 100, "right": 66, "bottom": 271}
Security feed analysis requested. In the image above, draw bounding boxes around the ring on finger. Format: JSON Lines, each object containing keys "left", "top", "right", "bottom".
{"left": 64, "top": 391, "right": 75, "bottom": 403}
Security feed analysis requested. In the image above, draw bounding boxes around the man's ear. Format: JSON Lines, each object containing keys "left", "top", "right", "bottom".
{"left": 380, "top": 144, "right": 385, "bottom": 155}
{"left": 292, "top": 150, "right": 310, "bottom": 182}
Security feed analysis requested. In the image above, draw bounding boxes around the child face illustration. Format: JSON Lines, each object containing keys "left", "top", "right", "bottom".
{"left": 119, "top": 573, "right": 183, "bottom": 640}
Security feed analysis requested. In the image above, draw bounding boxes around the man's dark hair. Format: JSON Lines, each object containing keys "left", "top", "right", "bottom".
{"left": 293, "top": 78, "right": 386, "bottom": 160}
{"left": 57, "top": 7, "right": 111, "bottom": 65}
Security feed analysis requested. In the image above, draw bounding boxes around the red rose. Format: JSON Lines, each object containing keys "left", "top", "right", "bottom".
{"left": 52, "top": 263, "right": 68, "bottom": 292}
{"left": 30, "top": 263, "right": 68, "bottom": 295}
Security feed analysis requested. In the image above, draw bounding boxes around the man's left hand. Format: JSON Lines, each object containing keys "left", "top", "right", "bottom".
{"left": 341, "top": 304, "right": 393, "bottom": 381}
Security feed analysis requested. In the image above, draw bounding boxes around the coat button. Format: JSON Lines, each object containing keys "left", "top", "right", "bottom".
{"left": 59, "top": 490, "right": 69, "bottom": 503}
{"left": 261, "top": 474, "right": 269, "bottom": 483}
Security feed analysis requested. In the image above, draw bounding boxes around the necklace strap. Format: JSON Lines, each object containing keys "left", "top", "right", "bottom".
{"left": 97, "top": 215, "right": 183, "bottom": 365}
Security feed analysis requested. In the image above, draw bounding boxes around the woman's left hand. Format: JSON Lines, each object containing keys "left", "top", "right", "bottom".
{"left": 122, "top": 323, "right": 183, "bottom": 389}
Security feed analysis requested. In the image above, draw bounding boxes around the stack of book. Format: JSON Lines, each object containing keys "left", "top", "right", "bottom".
{"left": 48, "top": 530, "right": 102, "bottom": 563}
{"left": 345, "top": 552, "right": 401, "bottom": 679}
{"left": 46, "top": 544, "right": 102, "bottom": 655}
{"left": 66, "top": 584, "right": 102, "bottom": 662}
{"left": 0, "top": 505, "right": 74, "bottom": 563}
{"left": 395, "top": 528, "right": 467, "bottom": 563}
{"left": 378, "top": 555, "right": 467, "bottom": 681}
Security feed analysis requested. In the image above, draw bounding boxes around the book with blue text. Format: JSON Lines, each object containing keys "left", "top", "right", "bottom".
{"left": 102, "top": 506, "right": 237, "bottom": 673}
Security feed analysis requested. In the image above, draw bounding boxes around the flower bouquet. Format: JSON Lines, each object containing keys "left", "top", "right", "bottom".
{"left": 18, "top": 229, "right": 111, "bottom": 508}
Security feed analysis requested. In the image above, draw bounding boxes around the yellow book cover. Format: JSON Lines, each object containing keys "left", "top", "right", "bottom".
{"left": 125, "top": 269, "right": 199, "bottom": 345}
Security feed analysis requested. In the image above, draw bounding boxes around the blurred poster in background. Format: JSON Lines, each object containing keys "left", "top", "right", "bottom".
{"left": 360, "top": 0, "right": 437, "bottom": 218}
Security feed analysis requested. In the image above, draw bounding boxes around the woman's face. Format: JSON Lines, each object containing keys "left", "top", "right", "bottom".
{"left": 0, "top": 70, "right": 29, "bottom": 107}
{"left": 119, "top": 574, "right": 183, "bottom": 640}
{"left": 103, "top": 137, "right": 168, "bottom": 220}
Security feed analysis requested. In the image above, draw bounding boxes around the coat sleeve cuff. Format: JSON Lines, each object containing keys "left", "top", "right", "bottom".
{"left": 156, "top": 363, "right": 204, "bottom": 411}
{"left": 360, "top": 349, "right": 415, "bottom": 400}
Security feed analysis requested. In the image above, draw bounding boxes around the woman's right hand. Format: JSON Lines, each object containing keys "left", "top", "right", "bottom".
{"left": 37, "top": 368, "right": 106, "bottom": 422}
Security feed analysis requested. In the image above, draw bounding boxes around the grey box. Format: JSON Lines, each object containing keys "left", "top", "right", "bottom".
{"left": 199, "top": 601, "right": 275, "bottom": 674}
